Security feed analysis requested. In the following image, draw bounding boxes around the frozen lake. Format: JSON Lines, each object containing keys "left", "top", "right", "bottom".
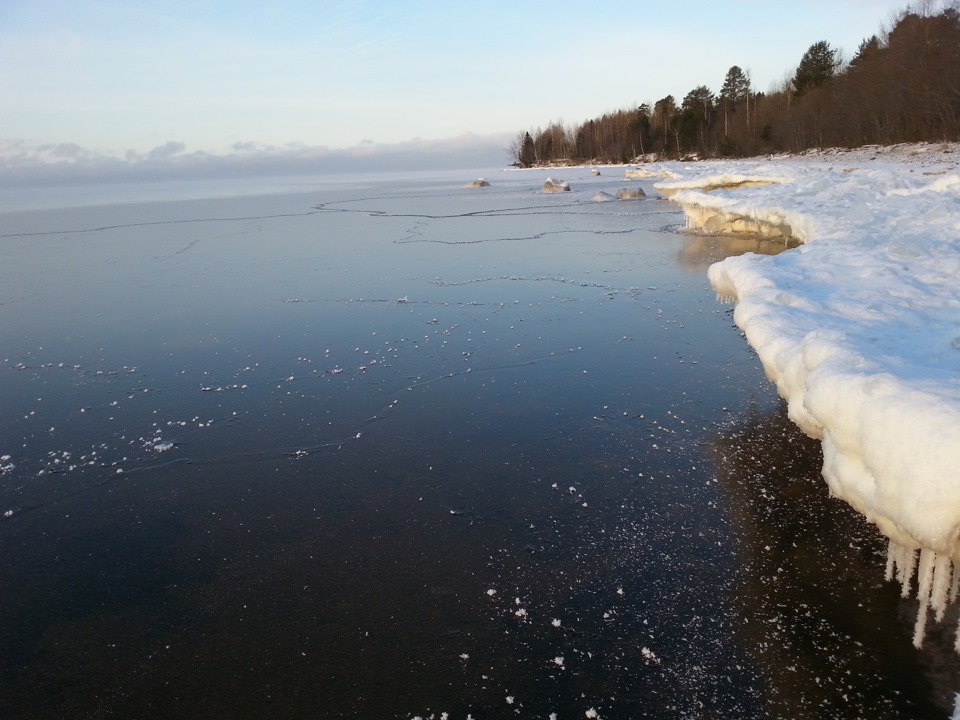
{"left": 0, "top": 169, "right": 955, "bottom": 718}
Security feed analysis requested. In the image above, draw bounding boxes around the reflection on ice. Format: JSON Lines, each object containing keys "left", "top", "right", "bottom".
{"left": 711, "top": 401, "right": 960, "bottom": 718}
{"left": 677, "top": 233, "right": 799, "bottom": 272}
{"left": 2, "top": 167, "right": 956, "bottom": 716}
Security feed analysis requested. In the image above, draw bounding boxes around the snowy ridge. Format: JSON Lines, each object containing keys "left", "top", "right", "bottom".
{"left": 654, "top": 144, "right": 960, "bottom": 646}
{"left": 656, "top": 173, "right": 791, "bottom": 197}
{"left": 625, "top": 166, "right": 680, "bottom": 180}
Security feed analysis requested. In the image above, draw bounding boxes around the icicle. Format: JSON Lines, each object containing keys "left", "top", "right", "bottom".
{"left": 955, "top": 611, "right": 960, "bottom": 654}
{"left": 917, "top": 549, "right": 936, "bottom": 606}
{"left": 899, "top": 546, "right": 918, "bottom": 599}
{"left": 931, "top": 554, "right": 953, "bottom": 622}
{"left": 914, "top": 604, "right": 929, "bottom": 649}
{"left": 912, "top": 548, "right": 936, "bottom": 648}
{"left": 884, "top": 538, "right": 897, "bottom": 582}
{"left": 951, "top": 561, "right": 960, "bottom": 604}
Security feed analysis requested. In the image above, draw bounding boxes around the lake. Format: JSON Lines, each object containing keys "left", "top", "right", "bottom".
{"left": 1, "top": 169, "right": 956, "bottom": 719}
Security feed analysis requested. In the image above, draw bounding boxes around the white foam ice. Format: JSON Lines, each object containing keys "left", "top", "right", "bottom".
{"left": 652, "top": 143, "right": 960, "bottom": 647}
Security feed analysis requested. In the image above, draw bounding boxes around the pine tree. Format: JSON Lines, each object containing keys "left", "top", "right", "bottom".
{"left": 680, "top": 86, "right": 716, "bottom": 154}
{"left": 719, "top": 66, "right": 751, "bottom": 135}
{"left": 850, "top": 35, "right": 882, "bottom": 69}
{"left": 793, "top": 41, "right": 840, "bottom": 97}
{"left": 519, "top": 132, "right": 536, "bottom": 167}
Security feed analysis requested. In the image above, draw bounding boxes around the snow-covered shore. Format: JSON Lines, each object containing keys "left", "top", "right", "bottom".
{"left": 652, "top": 143, "right": 960, "bottom": 646}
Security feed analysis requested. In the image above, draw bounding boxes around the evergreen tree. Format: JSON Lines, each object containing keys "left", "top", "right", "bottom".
{"left": 793, "top": 41, "right": 840, "bottom": 97}
{"left": 682, "top": 85, "right": 715, "bottom": 120}
{"left": 720, "top": 66, "right": 750, "bottom": 104}
{"left": 719, "top": 66, "right": 751, "bottom": 135}
{"left": 850, "top": 35, "right": 882, "bottom": 69}
{"left": 519, "top": 132, "right": 536, "bottom": 167}
{"left": 652, "top": 95, "right": 677, "bottom": 154}
{"left": 680, "top": 86, "right": 716, "bottom": 154}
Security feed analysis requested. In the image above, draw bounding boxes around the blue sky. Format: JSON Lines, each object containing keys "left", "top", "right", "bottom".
{"left": 0, "top": 0, "right": 912, "bottom": 180}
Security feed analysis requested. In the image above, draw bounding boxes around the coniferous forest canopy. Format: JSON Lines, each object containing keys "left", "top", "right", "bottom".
{"left": 510, "top": 2, "right": 960, "bottom": 166}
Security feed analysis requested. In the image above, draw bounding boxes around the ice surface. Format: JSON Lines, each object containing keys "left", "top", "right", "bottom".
{"left": 654, "top": 143, "right": 960, "bottom": 646}
{"left": 1, "top": 163, "right": 953, "bottom": 714}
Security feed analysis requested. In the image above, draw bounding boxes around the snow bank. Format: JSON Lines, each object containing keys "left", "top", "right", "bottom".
{"left": 672, "top": 189, "right": 808, "bottom": 242}
{"left": 625, "top": 166, "right": 680, "bottom": 180}
{"left": 657, "top": 144, "right": 960, "bottom": 646}
{"left": 656, "top": 173, "right": 789, "bottom": 197}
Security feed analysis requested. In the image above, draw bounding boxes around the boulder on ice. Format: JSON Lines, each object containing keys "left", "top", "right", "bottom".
{"left": 542, "top": 178, "right": 570, "bottom": 193}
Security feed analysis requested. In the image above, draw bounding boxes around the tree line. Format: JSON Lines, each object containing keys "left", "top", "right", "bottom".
{"left": 510, "top": 2, "right": 960, "bottom": 166}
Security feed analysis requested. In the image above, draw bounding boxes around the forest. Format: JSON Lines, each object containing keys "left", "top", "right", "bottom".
{"left": 510, "top": 3, "right": 960, "bottom": 165}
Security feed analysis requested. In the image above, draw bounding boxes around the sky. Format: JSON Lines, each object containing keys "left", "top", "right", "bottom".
{"left": 0, "top": 0, "right": 915, "bottom": 183}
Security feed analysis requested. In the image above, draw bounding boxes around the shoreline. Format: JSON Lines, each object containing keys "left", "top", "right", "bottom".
{"left": 643, "top": 142, "right": 960, "bottom": 649}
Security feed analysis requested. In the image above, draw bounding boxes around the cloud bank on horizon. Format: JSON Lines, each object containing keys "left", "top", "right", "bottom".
{"left": 1, "top": 0, "right": 913, "bottom": 183}
{"left": 0, "top": 134, "right": 514, "bottom": 186}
